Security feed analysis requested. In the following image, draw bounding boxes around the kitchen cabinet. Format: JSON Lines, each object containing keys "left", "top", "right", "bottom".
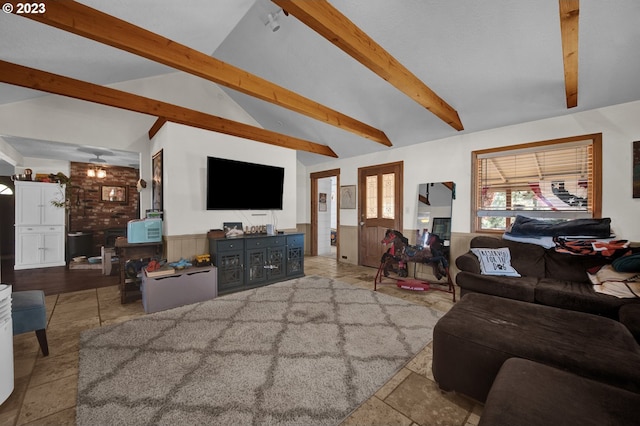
{"left": 14, "top": 181, "right": 66, "bottom": 270}
{"left": 209, "top": 233, "right": 304, "bottom": 295}
{"left": 15, "top": 181, "right": 65, "bottom": 226}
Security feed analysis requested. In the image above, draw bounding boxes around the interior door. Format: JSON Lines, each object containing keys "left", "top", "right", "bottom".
{"left": 358, "top": 161, "right": 403, "bottom": 267}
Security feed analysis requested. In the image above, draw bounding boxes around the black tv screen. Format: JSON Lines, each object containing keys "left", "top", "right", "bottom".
{"left": 206, "top": 156, "right": 284, "bottom": 210}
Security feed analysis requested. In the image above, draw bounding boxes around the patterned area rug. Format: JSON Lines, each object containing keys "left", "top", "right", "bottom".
{"left": 77, "top": 276, "right": 442, "bottom": 425}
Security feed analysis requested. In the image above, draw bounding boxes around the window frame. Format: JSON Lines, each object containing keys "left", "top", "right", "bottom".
{"left": 471, "top": 133, "right": 602, "bottom": 233}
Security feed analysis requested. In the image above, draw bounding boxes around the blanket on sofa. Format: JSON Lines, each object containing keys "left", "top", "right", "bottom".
{"left": 589, "top": 265, "right": 640, "bottom": 298}
{"left": 508, "top": 216, "right": 612, "bottom": 238}
{"left": 555, "top": 238, "right": 630, "bottom": 258}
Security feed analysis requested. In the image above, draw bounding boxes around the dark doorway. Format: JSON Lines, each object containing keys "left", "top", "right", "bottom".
{"left": 0, "top": 176, "right": 16, "bottom": 283}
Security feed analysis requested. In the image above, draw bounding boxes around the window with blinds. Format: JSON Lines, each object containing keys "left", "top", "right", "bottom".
{"left": 472, "top": 134, "right": 602, "bottom": 232}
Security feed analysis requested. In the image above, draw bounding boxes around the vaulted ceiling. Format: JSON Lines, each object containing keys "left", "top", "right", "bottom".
{"left": 0, "top": 0, "right": 639, "bottom": 167}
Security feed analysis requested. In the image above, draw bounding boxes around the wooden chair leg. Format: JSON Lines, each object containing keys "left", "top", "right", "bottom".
{"left": 35, "top": 329, "right": 49, "bottom": 356}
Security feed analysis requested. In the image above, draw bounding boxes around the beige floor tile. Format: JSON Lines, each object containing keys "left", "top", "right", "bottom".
{"left": 0, "top": 376, "right": 29, "bottom": 421}
{"left": 46, "top": 317, "right": 100, "bottom": 339}
{"left": 98, "top": 300, "right": 145, "bottom": 323}
{"left": 375, "top": 368, "right": 412, "bottom": 400}
{"left": 465, "top": 404, "right": 483, "bottom": 426}
{"left": 55, "top": 290, "right": 97, "bottom": 306}
{"left": 21, "top": 407, "right": 76, "bottom": 426}
{"left": 13, "top": 352, "right": 37, "bottom": 381}
{"left": 16, "top": 375, "right": 77, "bottom": 425}
{"left": 406, "top": 345, "right": 433, "bottom": 380}
{"left": 12, "top": 334, "right": 41, "bottom": 357}
{"left": 44, "top": 295, "right": 58, "bottom": 323}
{"left": 341, "top": 397, "right": 413, "bottom": 426}
{"left": 48, "top": 305, "right": 99, "bottom": 326}
{"left": 29, "top": 351, "right": 78, "bottom": 388}
{"left": 384, "top": 372, "right": 472, "bottom": 426}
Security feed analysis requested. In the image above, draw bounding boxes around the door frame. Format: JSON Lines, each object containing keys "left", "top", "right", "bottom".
{"left": 310, "top": 169, "right": 340, "bottom": 258}
{"left": 357, "top": 161, "right": 403, "bottom": 266}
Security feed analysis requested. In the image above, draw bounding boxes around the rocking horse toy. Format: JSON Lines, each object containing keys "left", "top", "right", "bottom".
{"left": 375, "top": 229, "right": 455, "bottom": 301}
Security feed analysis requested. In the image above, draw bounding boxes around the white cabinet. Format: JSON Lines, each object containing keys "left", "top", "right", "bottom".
{"left": 16, "top": 181, "right": 66, "bottom": 226}
{"left": 15, "top": 181, "right": 66, "bottom": 270}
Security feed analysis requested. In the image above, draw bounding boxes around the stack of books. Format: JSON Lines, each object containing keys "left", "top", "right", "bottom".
{"left": 144, "top": 264, "right": 176, "bottom": 278}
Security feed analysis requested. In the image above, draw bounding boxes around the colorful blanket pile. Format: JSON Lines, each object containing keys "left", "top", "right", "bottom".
{"left": 588, "top": 264, "right": 640, "bottom": 298}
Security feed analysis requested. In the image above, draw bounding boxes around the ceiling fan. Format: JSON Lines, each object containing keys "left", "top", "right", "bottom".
{"left": 77, "top": 147, "right": 113, "bottom": 178}
{"left": 77, "top": 147, "right": 113, "bottom": 163}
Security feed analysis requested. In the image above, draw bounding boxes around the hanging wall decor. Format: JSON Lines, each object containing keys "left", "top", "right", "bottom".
{"left": 340, "top": 185, "right": 356, "bottom": 209}
{"left": 319, "top": 192, "right": 327, "bottom": 211}
{"left": 633, "top": 141, "right": 640, "bottom": 198}
{"left": 152, "top": 149, "right": 163, "bottom": 211}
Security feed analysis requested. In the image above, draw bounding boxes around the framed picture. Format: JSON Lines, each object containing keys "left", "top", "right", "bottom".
{"left": 431, "top": 217, "right": 451, "bottom": 241}
{"left": 319, "top": 192, "right": 327, "bottom": 211}
{"left": 634, "top": 140, "right": 640, "bottom": 198}
{"left": 152, "top": 149, "right": 163, "bottom": 211}
{"left": 340, "top": 185, "right": 356, "bottom": 209}
{"left": 101, "top": 185, "right": 127, "bottom": 203}
{"left": 223, "top": 222, "right": 244, "bottom": 238}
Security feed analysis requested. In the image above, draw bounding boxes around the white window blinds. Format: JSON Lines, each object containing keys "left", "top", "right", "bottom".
{"left": 473, "top": 135, "right": 601, "bottom": 230}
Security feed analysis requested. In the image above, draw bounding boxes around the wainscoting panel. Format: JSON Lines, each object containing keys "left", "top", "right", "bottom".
{"left": 164, "top": 234, "right": 208, "bottom": 263}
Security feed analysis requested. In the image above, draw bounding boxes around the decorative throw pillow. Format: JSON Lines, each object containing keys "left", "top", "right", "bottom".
{"left": 613, "top": 253, "right": 640, "bottom": 273}
{"left": 470, "top": 247, "right": 521, "bottom": 277}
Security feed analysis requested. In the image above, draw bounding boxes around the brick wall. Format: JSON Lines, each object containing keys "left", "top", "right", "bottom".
{"left": 68, "top": 162, "right": 139, "bottom": 255}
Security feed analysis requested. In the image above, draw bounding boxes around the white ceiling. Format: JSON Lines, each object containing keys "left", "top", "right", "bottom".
{"left": 1, "top": 0, "right": 639, "bottom": 168}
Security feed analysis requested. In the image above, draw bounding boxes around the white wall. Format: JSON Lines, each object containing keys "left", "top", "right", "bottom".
{"left": 302, "top": 100, "right": 640, "bottom": 241}
{"left": 152, "top": 122, "right": 298, "bottom": 236}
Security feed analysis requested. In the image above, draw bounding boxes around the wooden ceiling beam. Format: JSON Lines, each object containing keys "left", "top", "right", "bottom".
{"left": 0, "top": 60, "right": 337, "bottom": 158}
{"left": 559, "top": 0, "right": 579, "bottom": 108}
{"left": 10, "top": 0, "right": 391, "bottom": 147}
{"left": 273, "top": 0, "right": 464, "bottom": 131}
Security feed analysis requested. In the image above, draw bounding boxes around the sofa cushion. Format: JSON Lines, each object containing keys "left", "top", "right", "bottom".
{"left": 470, "top": 247, "right": 521, "bottom": 277}
{"left": 619, "top": 303, "right": 640, "bottom": 343}
{"left": 535, "top": 278, "right": 629, "bottom": 318}
{"left": 455, "top": 252, "right": 481, "bottom": 274}
{"left": 544, "top": 249, "right": 610, "bottom": 283}
{"left": 469, "top": 236, "right": 546, "bottom": 278}
{"left": 456, "top": 271, "right": 538, "bottom": 302}
{"left": 479, "top": 358, "right": 640, "bottom": 426}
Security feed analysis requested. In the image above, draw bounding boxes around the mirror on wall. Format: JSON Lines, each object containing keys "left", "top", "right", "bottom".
{"left": 416, "top": 182, "right": 455, "bottom": 250}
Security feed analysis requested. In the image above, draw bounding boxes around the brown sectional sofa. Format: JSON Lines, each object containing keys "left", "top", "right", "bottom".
{"left": 434, "top": 235, "right": 640, "bottom": 423}
{"left": 455, "top": 235, "right": 640, "bottom": 319}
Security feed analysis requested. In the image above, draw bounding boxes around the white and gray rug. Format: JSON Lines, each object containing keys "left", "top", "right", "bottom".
{"left": 76, "top": 275, "right": 442, "bottom": 425}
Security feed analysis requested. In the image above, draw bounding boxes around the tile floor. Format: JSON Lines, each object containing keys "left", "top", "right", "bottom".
{"left": 0, "top": 256, "right": 482, "bottom": 426}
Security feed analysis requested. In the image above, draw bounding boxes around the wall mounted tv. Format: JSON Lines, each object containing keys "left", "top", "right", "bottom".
{"left": 206, "top": 156, "right": 285, "bottom": 210}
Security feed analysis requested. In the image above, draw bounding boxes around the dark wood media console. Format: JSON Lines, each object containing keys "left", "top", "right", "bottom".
{"left": 208, "top": 233, "right": 304, "bottom": 294}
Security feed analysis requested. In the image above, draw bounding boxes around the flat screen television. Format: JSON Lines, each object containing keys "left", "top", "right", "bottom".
{"left": 206, "top": 156, "right": 284, "bottom": 210}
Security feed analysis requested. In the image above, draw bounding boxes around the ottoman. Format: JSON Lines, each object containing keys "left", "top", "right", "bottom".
{"left": 432, "top": 293, "right": 640, "bottom": 402}
{"left": 479, "top": 358, "right": 640, "bottom": 426}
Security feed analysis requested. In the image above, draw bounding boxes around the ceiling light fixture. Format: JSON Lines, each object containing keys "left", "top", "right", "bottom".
{"left": 266, "top": 10, "right": 282, "bottom": 32}
{"left": 87, "top": 166, "right": 107, "bottom": 178}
